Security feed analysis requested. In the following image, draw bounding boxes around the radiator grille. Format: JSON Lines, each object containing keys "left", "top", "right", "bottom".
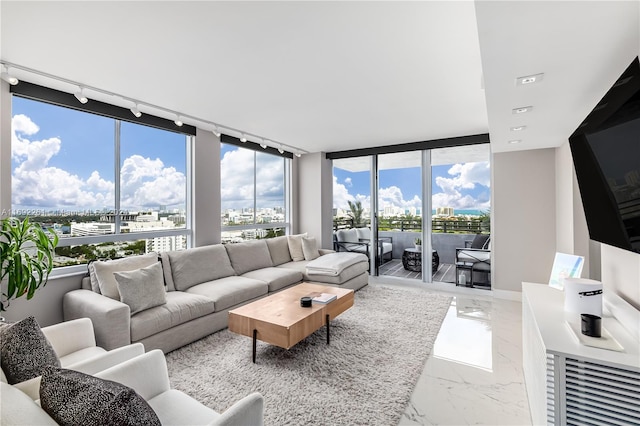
{"left": 565, "top": 358, "right": 640, "bottom": 426}
{"left": 546, "top": 354, "right": 555, "bottom": 425}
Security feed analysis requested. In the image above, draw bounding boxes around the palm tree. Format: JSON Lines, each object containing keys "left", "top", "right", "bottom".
{"left": 347, "top": 200, "right": 365, "bottom": 228}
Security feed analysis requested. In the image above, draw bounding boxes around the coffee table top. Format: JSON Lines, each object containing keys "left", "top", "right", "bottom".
{"left": 229, "top": 282, "right": 353, "bottom": 328}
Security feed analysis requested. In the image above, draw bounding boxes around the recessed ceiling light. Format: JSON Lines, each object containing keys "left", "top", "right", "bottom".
{"left": 508, "top": 140, "right": 522, "bottom": 145}
{"left": 512, "top": 106, "right": 533, "bottom": 114}
{"left": 510, "top": 125, "right": 527, "bottom": 131}
{"left": 516, "top": 73, "right": 544, "bottom": 86}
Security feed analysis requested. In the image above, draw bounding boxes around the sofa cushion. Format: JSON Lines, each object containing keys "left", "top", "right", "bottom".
{"left": 307, "top": 260, "right": 369, "bottom": 284}
{"left": 40, "top": 366, "right": 160, "bottom": 426}
{"left": 336, "top": 228, "right": 359, "bottom": 243}
{"left": 242, "top": 267, "right": 303, "bottom": 292}
{"left": 165, "top": 245, "right": 236, "bottom": 292}
{"left": 225, "top": 240, "right": 273, "bottom": 275}
{"left": 265, "top": 236, "right": 292, "bottom": 266}
{"left": 287, "top": 233, "right": 307, "bottom": 261}
{"left": 302, "top": 236, "right": 320, "bottom": 261}
{"left": 91, "top": 253, "right": 159, "bottom": 300}
{"left": 186, "top": 276, "right": 268, "bottom": 312}
{"left": 114, "top": 262, "right": 167, "bottom": 315}
{"left": 0, "top": 316, "right": 60, "bottom": 385}
{"left": 130, "top": 292, "right": 216, "bottom": 342}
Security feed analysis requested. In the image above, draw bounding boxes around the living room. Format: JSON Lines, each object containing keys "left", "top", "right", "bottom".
{"left": 1, "top": 1, "right": 639, "bottom": 425}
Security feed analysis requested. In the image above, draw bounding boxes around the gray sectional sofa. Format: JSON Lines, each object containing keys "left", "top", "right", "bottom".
{"left": 63, "top": 236, "right": 368, "bottom": 353}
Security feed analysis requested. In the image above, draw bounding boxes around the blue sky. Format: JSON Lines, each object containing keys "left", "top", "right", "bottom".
{"left": 12, "top": 96, "right": 489, "bottom": 215}
{"left": 11, "top": 97, "right": 187, "bottom": 212}
{"left": 333, "top": 161, "right": 491, "bottom": 213}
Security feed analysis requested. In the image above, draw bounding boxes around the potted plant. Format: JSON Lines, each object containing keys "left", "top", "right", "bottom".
{"left": 0, "top": 217, "right": 58, "bottom": 313}
{"left": 414, "top": 237, "right": 422, "bottom": 249}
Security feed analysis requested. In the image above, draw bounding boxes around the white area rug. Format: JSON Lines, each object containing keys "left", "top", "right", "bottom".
{"left": 166, "top": 285, "right": 451, "bottom": 425}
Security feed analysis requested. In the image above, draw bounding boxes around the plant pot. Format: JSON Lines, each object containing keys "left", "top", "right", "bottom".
{"left": 415, "top": 245, "right": 422, "bottom": 250}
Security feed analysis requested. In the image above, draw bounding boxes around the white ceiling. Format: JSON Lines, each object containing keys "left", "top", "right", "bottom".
{"left": 1, "top": 1, "right": 638, "bottom": 155}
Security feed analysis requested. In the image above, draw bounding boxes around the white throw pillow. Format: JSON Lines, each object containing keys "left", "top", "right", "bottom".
{"left": 91, "top": 253, "right": 158, "bottom": 300}
{"left": 302, "top": 236, "right": 320, "bottom": 261}
{"left": 287, "top": 233, "right": 307, "bottom": 262}
{"left": 114, "top": 262, "right": 166, "bottom": 315}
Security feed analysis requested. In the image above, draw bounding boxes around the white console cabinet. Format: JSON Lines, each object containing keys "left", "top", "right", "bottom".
{"left": 522, "top": 282, "right": 640, "bottom": 426}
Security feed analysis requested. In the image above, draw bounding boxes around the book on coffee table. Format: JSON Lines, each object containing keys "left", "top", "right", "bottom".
{"left": 309, "top": 292, "right": 337, "bottom": 304}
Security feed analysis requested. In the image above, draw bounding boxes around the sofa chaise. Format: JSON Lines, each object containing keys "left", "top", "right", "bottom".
{"left": 63, "top": 235, "right": 368, "bottom": 354}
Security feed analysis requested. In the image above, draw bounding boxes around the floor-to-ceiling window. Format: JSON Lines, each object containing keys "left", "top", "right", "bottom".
{"left": 330, "top": 140, "right": 491, "bottom": 288}
{"left": 332, "top": 157, "right": 372, "bottom": 230}
{"left": 431, "top": 145, "right": 491, "bottom": 286}
{"left": 10, "top": 95, "right": 191, "bottom": 269}
{"left": 220, "top": 143, "right": 289, "bottom": 242}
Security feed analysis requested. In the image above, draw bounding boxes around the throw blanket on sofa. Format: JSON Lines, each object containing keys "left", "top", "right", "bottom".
{"left": 306, "top": 252, "right": 368, "bottom": 276}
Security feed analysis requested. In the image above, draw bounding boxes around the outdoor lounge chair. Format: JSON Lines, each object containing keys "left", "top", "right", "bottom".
{"left": 455, "top": 234, "right": 491, "bottom": 287}
{"left": 333, "top": 228, "right": 392, "bottom": 265}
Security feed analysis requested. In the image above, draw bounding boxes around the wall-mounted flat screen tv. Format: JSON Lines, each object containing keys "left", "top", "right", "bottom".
{"left": 569, "top": 57, "right": 640, "bottom": 254}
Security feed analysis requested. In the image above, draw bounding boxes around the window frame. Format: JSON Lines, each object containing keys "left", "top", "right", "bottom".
{"left": 8, "top": 89, "right": 194, "bottom": 275}
{"left": 220, "top": 142, "right": 291, "bottom": 239}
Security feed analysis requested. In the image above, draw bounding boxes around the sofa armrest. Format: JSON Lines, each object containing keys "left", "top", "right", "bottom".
{"left": 41, "top": 318, "right": 96, "bottom": 358}
{"left": 1, "top": 382, "right": 58, "bottom": 425}
{"left": 95, "top": 350, "right": 170, "bottom": 401}
{"left": 63, "top": 289, "right": 131, "bottom": 350}
{"left": 211, "top": 392, "right": 264, "bottom": 426}
{"left": 13, "top": 376, "right": 42, "bottom": 401}
{"left": 12, "top": 343, "right": 146, "bottom": 401}
{"left": 68, "top": 342, "right": 145, "bottom": 375}
{"left": 318, "top": 248, "right": 335, "bottom": 256}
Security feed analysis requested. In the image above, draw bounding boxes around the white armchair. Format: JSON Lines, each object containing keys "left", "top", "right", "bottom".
{"left": 96, "top": 349, "right": 264, "bottom": 426}
{"left": 1, "top": 318, "right": 145, "bottom": 400}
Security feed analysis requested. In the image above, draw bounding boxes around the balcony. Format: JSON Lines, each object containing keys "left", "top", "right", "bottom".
{"left": 333, "top": 217, "right": 491, "bottom": 288}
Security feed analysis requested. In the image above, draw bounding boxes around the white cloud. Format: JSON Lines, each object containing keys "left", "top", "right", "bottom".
{"left": 12, "top": 114, "right": 39, "bottom": 136}
{"left": 333, "top": 176, "right": 355, "bottom": 209}
{"left": 120, "top": 155, "right": 185, "bottom": 209}
{"left": 344, "top": 177, "right": 352, "bottom": 187}
{"left": 11, "top": 114, "right": 186, "bottom": 211}
{"left": 220, "top": 148, "right": 285, "bottom": 209}
{"left": 333, "top": 160, "right": 491, "bottom": 213}
{"left": 432, "top": 161, "right": 490, "bottom": 209}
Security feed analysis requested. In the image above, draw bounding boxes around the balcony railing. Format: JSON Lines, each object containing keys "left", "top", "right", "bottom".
{"left": 333, "top": 217, "right": 490, "bottom": 234}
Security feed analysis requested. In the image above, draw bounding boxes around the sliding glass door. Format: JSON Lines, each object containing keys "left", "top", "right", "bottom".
{"left": 431, "top": 145, "right": 491, "bottom": 286}
{"left": 332, "top": 144, "right": 491, "bottom": 288}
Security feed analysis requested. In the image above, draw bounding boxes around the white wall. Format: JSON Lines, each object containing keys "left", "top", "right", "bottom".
{"left": 297, "top": 152, "right": 333, "bottom": 249}
{"left": 192, "top": 128, "right": 220, "bottom": 246}
{"left": 555, "top": 141, "right": 595, "bottom": 278}
{"left": 492, "top": 149, "right": 557, "bottom": 292}
{"left": 0, "top": 81, "right": 10, "bottom": 216}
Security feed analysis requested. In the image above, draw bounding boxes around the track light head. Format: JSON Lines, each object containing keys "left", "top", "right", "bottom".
{"left": 260, "top": 140, "right": 268, "bottom": 149}
{"left": 240, "top": 134, "right": 247, "bottom": 143}
{"left": 130, "top": 104, "right": 142, "bottom": 118}
{"left": 1, "top": 66, "right": 18, "bottom": 85}
{"left": 174, "top": 115, "right": 183, "bottom": 127}
{"left": 277, "top": 146, "right": 285, "bottom": 154}
{"left": 295, "top": 152, "right": 302, "bottom": 158}
{"left": 74, "top": 87, "right": 88, "bottom": 104}
{"left": 212, "top": 125, "right": 221, "bottom": 138}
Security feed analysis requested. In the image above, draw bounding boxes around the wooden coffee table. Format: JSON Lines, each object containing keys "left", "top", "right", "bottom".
{"left": 228, "top": 282, "right": 354, "bottom": 363}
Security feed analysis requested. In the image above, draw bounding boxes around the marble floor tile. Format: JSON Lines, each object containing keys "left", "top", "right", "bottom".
{"left": 369, "top": 277, "right": 532, "bottom": 426}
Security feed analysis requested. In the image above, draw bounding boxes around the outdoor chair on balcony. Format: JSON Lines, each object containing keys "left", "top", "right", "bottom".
{"left": 455, "top": 234, "right": 491, "bottom": 287}
{"left": 333, "top": 228, "right": 393, "bottom": 264}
